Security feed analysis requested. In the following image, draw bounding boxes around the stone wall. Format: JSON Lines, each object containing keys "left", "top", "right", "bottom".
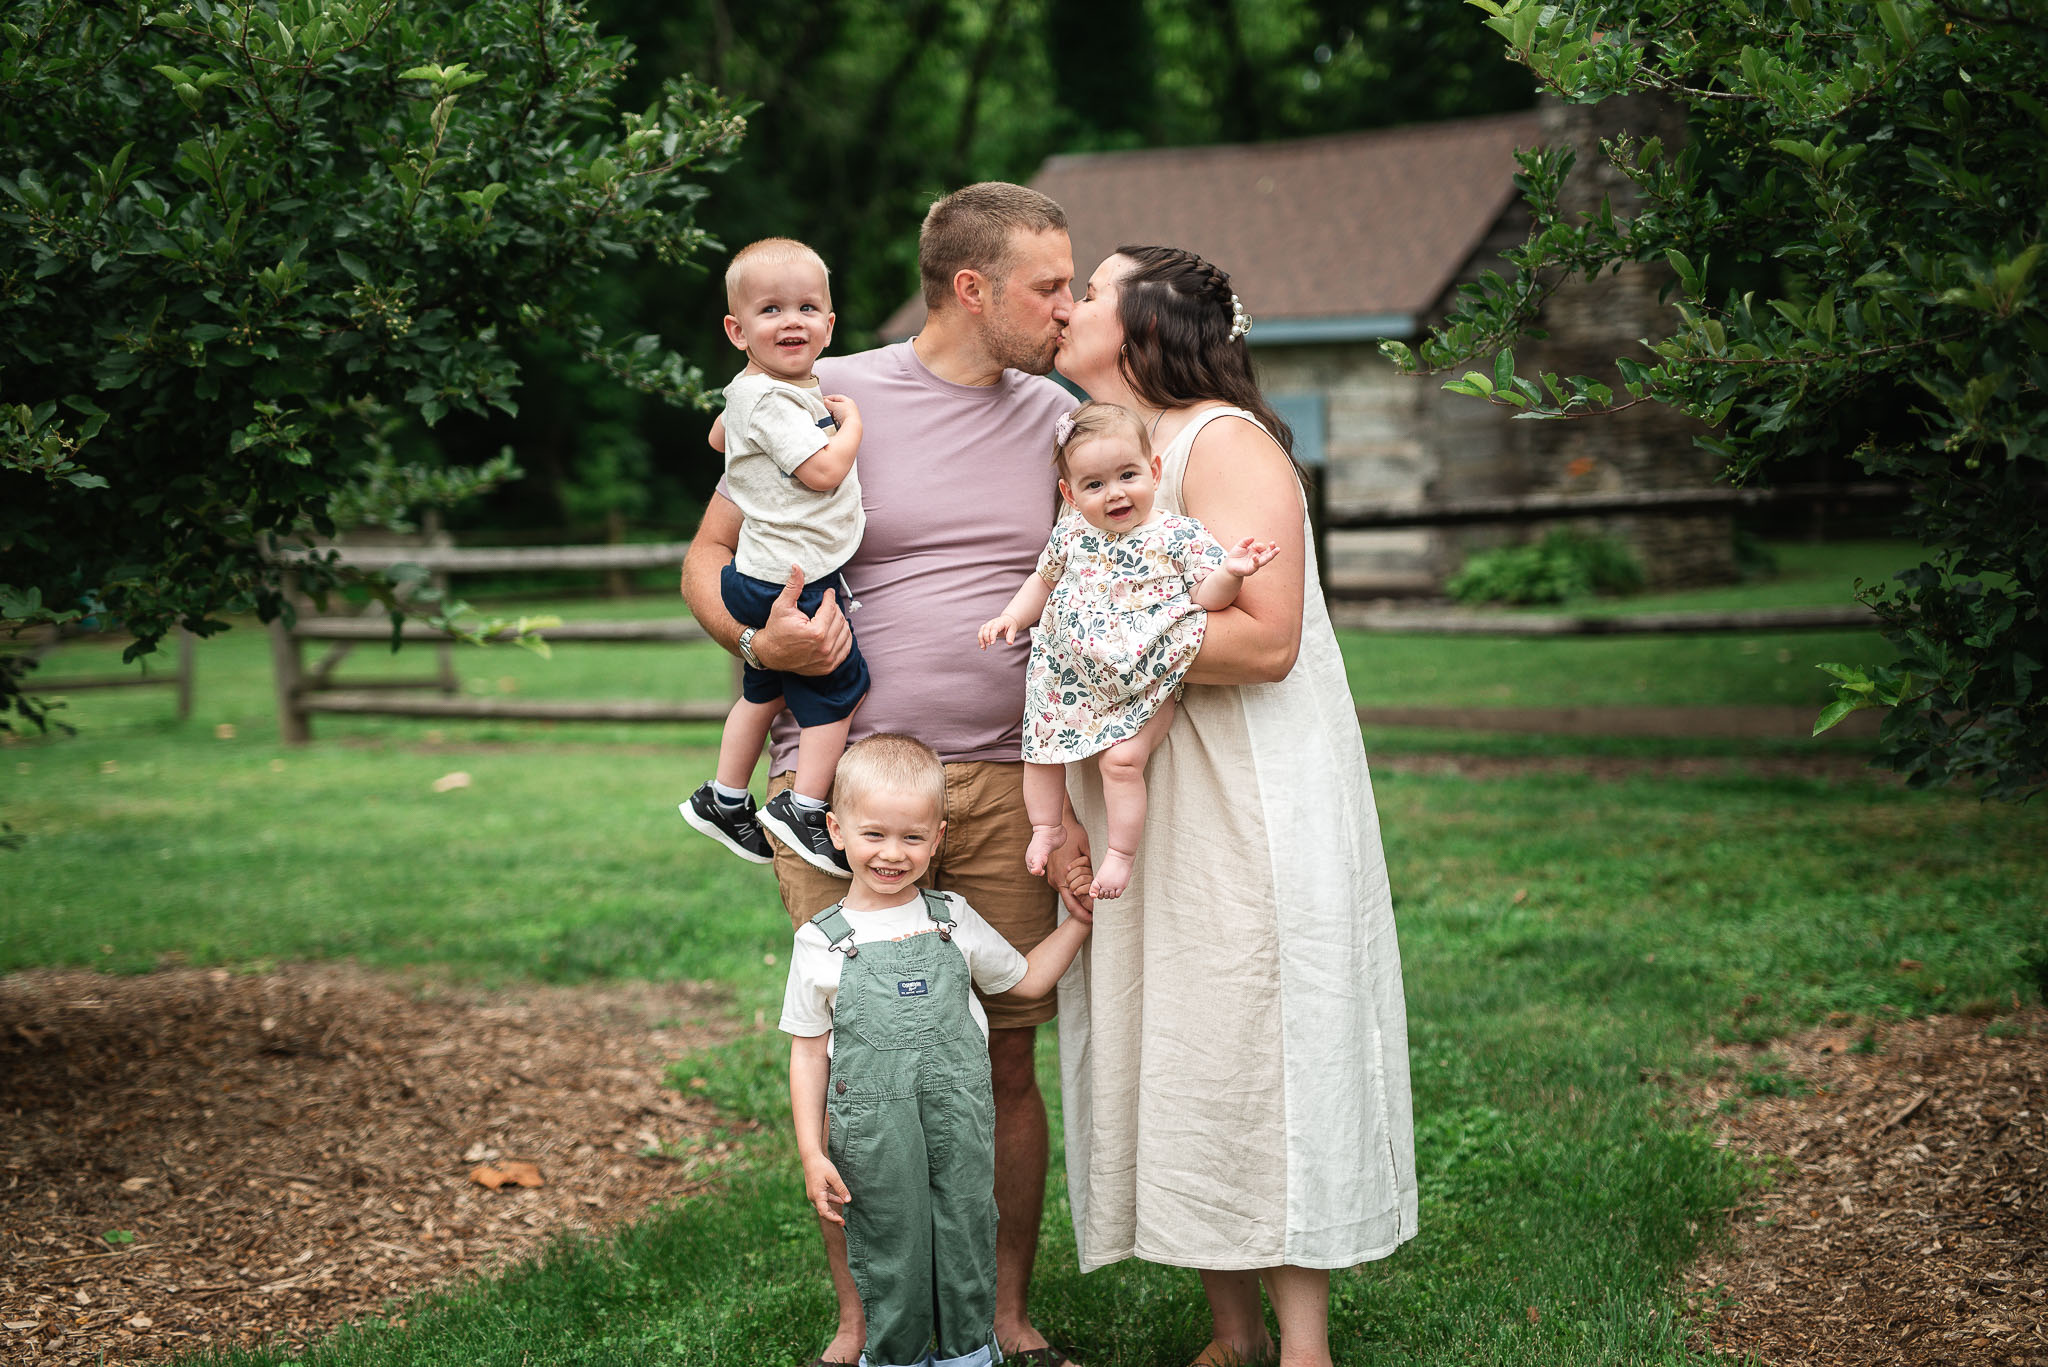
{"left": 1257, "top": 343, "right": 1529, "bottom": 594}
{"left": 1518, "top": 93, "right": 1737, "bottom": 588}
{"left": 1254, "top": 95, "right": 1739, "bottom": 595}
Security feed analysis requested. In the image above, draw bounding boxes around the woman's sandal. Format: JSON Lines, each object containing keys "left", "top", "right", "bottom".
{"left": 1188, "top": 1340, "right": 1277, "bottom": 1367}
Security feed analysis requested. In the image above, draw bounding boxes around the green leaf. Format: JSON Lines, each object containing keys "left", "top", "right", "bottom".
{"left": 335, "top": 250, "right": 368, "bottom": 282}
{"left": 0, "top": 584, "right": 46, "bottom": 618}
{"left": 1812, "top": 697, "right": 1865, "bottom": 735}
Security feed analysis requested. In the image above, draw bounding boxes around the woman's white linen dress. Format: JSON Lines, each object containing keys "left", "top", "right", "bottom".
{"left": 1057, "top": 407, "right": 1418, "bottom": 1273}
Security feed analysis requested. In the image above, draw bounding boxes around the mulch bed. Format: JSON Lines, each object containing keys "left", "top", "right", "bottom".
{"left": 1689, "top": 1009, "right": 2048, "bottom": 1366}
{"left": 4, "top": 966, "right": 2040, "bottom": 1366}
{"left": 0, "top": 965, "right": 736, "bottom": 1363}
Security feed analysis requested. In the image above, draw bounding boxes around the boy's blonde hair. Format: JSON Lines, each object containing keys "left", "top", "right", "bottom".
{"left": 918, "top": 183, "right": 1068, "bottom": 309}
{"left": 831, "top": 733, "right": 947, "bottom": 820}
{"left": 1053, "top": 400, "right": 1151, "bottom": 481}
{"left": 725, "top": 237, "right": 830, "bottom": 311}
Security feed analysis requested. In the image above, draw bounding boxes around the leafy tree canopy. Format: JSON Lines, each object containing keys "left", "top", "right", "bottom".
{"left": 1389, "top": 0, "right": 2047, "bottom": 798}
{"left": 0, "top": 0, "right": 742, "bottom": 729}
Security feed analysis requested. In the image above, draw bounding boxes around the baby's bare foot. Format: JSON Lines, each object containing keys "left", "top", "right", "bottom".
{"left": 1090, "top": 848, "right": 1136, "bottom": 900}
{"left": 1024, "top": 824, "right": 1066, "bottom": 876}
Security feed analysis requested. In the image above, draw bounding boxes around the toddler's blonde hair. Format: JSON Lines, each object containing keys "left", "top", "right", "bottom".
{"left": 832, "top": 733, "right": 947, "bottom": 822}
{"left": 725, "top": 237, "right": 830, "bottom": 311}
{"left": 1054, "top": 400, "right": 1151, "bottom": 481}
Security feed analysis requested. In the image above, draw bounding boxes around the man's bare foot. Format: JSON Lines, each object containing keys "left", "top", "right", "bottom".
{"left": 811, "top": 1334, "right": 863, "bottom": 1367}
{"left": 1024, "top": 823, "right": 1067, "bottom": 876}
{"left": 1089, "top": 847, "right": 1135, "bottom": 900}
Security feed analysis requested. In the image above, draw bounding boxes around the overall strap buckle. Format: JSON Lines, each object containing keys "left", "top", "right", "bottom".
{"left": 919, "top": 888, "right": 956, "bottom": 941}
{"left": 809, "top": 903, "right": 859, "bottom": 958}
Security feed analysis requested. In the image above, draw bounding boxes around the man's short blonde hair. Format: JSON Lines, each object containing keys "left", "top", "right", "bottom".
{"left": 832, "top": 733, "right": 947, "bottom": 821}
{"left": 725, "top": 237, "right": 830, "bottom": 311}
{"left": 918, "top": 183, "right": 1068, "bottom": 310}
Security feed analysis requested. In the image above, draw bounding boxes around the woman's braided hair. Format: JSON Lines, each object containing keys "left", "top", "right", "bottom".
{"left": 1112, "top": 245, "right": 1294, "bottom": 459}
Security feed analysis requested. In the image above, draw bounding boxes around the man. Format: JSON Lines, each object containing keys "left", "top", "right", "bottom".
{"left": 682, "top": 182, "right": 1092, "bottom": 1367}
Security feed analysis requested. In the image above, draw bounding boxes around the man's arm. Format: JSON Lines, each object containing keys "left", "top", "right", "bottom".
{"left": 1043, "top": 796, "right": 1095, "bottom": 919}
{"left": 680, "top": 493, "right": 851, "bottom": 675}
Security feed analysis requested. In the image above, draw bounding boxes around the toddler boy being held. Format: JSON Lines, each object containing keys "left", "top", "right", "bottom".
{"left": 682, "top": 237, "right": 868, "bottom": 876}
{"left": 781, "top": 734, "right": 1090, "bottom": 1367}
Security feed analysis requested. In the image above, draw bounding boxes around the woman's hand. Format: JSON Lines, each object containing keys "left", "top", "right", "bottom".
{"left": 978, "top": 614, "right": 1022, "bottom": 648}
{"left": 802, "top": 1153, "right": 850, "bottom": 1226}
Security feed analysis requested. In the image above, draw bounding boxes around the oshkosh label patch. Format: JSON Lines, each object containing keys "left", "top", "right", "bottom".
{"left": 896, "top": 979, "right": 929, "bottom": 997}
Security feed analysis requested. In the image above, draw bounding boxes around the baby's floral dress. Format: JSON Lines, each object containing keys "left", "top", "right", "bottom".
{"left": 1022, "top": 510, "right": 1228, "bottom": 764}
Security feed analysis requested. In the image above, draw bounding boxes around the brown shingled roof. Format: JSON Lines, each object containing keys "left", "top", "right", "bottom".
{"left": 881, "top": 109, "right": 1544, "bottom": 341}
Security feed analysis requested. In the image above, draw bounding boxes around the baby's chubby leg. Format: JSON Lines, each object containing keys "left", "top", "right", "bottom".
{"left": 1021, "top": 761, "right": 1069, "bottom": 876}
{"left": 1091, "top": 699, "right": 1176, "bottom": 900}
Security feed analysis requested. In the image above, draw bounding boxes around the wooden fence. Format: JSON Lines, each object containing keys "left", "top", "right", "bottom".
{"left": 12, "top": 625, "right": 195, "bottom": 720}
{"left": 269, "top": 483, "right": 1897, "bottom": 744}
{"left": 268, "top": 541, "right": 725, "bottom": 743}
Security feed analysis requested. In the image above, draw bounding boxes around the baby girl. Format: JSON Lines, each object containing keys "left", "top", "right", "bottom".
{"left": 978, "top": 401, "right": 1276, "bottom": 898}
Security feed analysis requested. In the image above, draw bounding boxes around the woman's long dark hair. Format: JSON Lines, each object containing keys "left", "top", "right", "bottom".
{"left": 1112, "top": 245, "right": 1295, "bottom": 459}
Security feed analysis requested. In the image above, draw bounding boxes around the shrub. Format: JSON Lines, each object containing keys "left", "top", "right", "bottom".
{"left": 1446, "top": 528, "right": 1645, "bottom": 605}
{"left": 0, "top": 0, "right": 743, "bottom": 732}
{"left": 1389, "top": 0, "right": 2048, "bottom": 797}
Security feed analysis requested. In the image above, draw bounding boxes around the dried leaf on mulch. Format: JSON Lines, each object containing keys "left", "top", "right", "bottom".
{"left": 1689, "top": 1009, "right": 2047, "bottom": 1367}
{"left": 0, "top": 964, "right": 739, "bottom": 1364}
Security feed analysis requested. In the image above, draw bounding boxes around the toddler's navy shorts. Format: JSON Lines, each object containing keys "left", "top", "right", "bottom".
{"left": 719, "top": 563, "right": 868, "bottom": 727}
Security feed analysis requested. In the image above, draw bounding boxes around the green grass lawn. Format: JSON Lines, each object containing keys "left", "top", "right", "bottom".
{"left": 4, "top": 541, "right": 2041, "bottom": 1365}
{"left": 1339, "top": 541, "right": 1908, "bottom": 712}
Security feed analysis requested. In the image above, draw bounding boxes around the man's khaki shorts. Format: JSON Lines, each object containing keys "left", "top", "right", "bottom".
{"left": 767, "top": 761, "right": 1059, "bottom": 1029}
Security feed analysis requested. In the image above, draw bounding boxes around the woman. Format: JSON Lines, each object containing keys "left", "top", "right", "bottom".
{"left": 1052, "top": 246, "right": 1417, "bottom": 1367}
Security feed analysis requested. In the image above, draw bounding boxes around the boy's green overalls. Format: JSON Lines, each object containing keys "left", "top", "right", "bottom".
{"left": 814, "top": 891, "right": 1002, "bottom": 1367}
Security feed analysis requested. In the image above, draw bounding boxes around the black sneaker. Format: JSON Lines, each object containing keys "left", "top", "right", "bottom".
{"left": 679, "top": 783, "right": 774, "bottom": 864}
{"left": 758, "top": 790, "right": 852, "bottom": 878}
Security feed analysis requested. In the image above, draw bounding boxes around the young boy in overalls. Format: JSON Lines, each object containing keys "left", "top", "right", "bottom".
{"left": 781, "top": 734, "right": 1092, "bottom": 1367}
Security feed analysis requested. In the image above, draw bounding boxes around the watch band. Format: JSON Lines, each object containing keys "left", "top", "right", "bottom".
{"left": 736, "top": 626, "right": 763, "bottom": 670}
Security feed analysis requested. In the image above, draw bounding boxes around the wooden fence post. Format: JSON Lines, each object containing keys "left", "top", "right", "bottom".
{"left": 175, "top": 627, "right": 195, "bottom": 721}
{"left": 269, "top": 578, "right": 310, "bottom": 745}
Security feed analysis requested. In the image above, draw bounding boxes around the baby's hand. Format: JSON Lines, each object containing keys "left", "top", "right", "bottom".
{"left": 803, "top": 1154, "right": 850, "bottom": 1226}
{"left": 1222, "top": 536, "right": 1280, "bottom": 578}
{"left": 821, "top": 393, "right": 860, "bottom": 429}
{"left": 978, "top": 614, "right": 1020, "bottom": 649}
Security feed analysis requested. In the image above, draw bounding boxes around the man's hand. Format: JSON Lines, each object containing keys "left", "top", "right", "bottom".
{"left": 1044, "top": 820, "right": 1095, "bottom": 920}
{"left": 802, "top": 1153, "right": 850, "bottom": 1226}
{"left": 753, "top": 565, "right": 852, "bottom": 675}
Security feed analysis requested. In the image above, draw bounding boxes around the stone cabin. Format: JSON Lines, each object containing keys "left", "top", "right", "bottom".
{"left": 882, "top": 104, "right": 1733, "bottom": 594}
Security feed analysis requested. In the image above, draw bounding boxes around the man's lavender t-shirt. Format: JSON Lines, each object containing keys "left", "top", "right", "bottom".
{"left": 728, "top": 341, "right": 1072, "bottom": 770}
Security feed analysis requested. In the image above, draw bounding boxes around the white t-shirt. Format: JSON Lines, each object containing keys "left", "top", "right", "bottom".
{"left": 722, "top": 370, "right": 866, "bottom": 584}
{"left": 778, "top": 891, "right": 1028, "bottom": 1043}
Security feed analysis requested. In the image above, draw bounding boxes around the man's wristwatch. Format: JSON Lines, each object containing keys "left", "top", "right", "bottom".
{"left": 736, "top": 626, "right": 763, "bottom": 670}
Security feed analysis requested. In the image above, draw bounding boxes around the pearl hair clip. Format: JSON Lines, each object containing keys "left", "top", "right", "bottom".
{"left": 1054, "top": 410, "right": 1077, "bottom": 446}
{"left": 1228, "top": 294, "right": 1253, "bottom": 343}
